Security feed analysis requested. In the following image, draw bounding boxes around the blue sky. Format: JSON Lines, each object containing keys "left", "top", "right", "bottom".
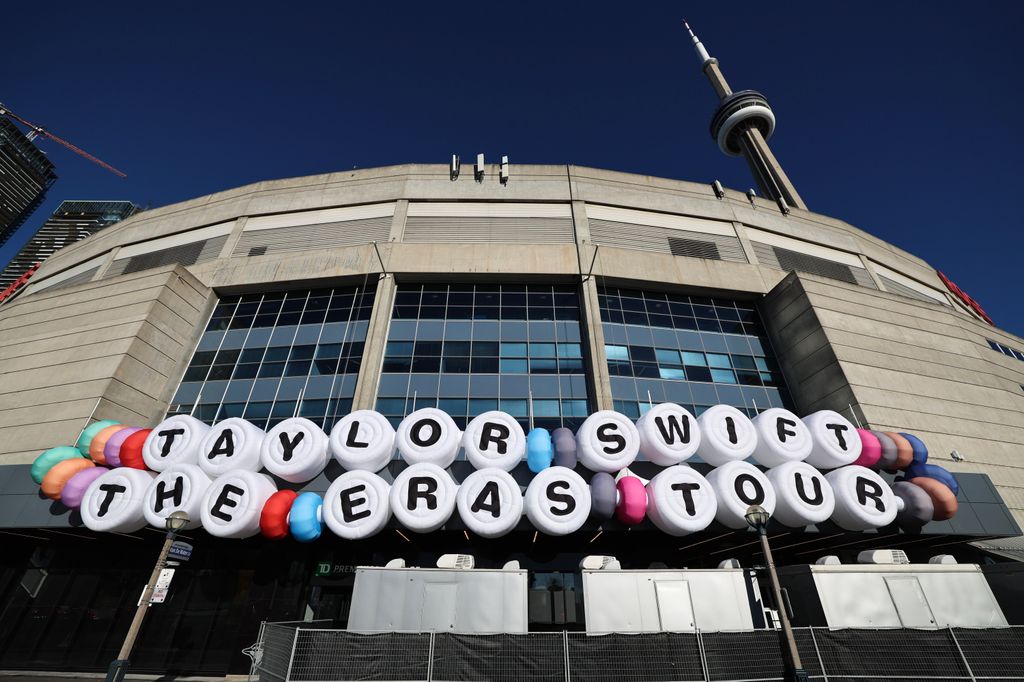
{"left": 2, "top": 1, "right": 1021, "bottom": 335}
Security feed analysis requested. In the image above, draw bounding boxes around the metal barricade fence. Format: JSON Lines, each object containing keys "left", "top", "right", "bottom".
{"left": 252, "top": 624, "right": 1024, "bottom": 682}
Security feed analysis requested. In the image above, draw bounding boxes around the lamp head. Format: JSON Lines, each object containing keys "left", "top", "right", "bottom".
{"left": 744, "top": 505, "right": 770, "bottom": 531}
{"left": 166, "top": 510, "right": 190, "bottom": 532}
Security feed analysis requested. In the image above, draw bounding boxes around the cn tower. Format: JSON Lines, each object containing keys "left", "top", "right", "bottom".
{"left": 685, "top": 21, "right": 807, "bottom": 211}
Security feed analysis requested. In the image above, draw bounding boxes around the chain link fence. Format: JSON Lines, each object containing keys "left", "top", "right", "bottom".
{"left": 252, "top": 624, "right": 1024, "bottom": 682}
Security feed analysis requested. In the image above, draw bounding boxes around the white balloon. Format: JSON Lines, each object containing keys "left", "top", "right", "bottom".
{"left": 696, "top": 405, "right": 757, "bottom": 466}
{"left": 395, "top": 408, "right": 461, "bottom": 468}
{"left": 524, "top": 466, "right": 591, "bottom": 536}
{"left": 706, "top": 461, "right": 776, "bottom": 529}
{"left": 462, "top": 411, "right": 525, "bottom": 472}
{"left": 260, "top": 417, "right": 330, "bottom": 483}
{"left": 323, "top": 470, "right": 392, "bottom": 539}
{"left": 142, "top": 415, "right": 210, "bottom": 472}
{"left": 636, "top": 403, "right": 701, "bottom": 466}
{"left": 751, "top": 408, "right": 812, "bottom": 468}
{"left": 826, "top": 465, "right": 897, "bottom": 531}
{"left": 456, "top": 468, "right": 523, "bottom": 538}
{"left": 81, "top": 468, "right": 156, "bottom": 533}
{"left": 802, "top": 410, "right": 862, "bottom": 469}
{"left": 143, "top": 464, "right": 212, "bottom": 530}
{"left": 389, "top": 463, "right": 458, "bottom": 533}
{"left": 200, "top": 470, "right": 277, "bottom": 538}
{"left": 645, "top": 465, "right": 717, "bottom": 536}
{"left": 576, "top": 411, "right": 640, "bottom": 472}
{"left": 197, "top": 418, "right": 266, "bottom": 477}
{"left": 329, "top": 410, "right": 395, "bottom": 472}
{"left": 766, "top": 461, "right": 835, "bottom": 527}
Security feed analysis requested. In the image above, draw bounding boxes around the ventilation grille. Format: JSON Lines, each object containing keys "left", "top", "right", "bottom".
{"left": 232, "top": 216, "right": 392, "bottom": 256}
{"left": 879, "top": 276, "right": 949, "bottom": 306}
{"left": 402, "top": 216, "right": 575, "bottom": 244}
{"left": 106, "top": 236, "right": 227, "bottom": 277}
{"left": 752, "top": 242, "right": 876, "bottom": 288}
{"left": 40, "top": 267, "right": 99, "bottom": 292}
{"left": 587, "top": 218, "right": 746, "bottom": 262}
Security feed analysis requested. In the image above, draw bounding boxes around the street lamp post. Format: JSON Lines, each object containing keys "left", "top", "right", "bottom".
{"left": 105, "top": 510, "right": 190, "bottom": 682}
{"left": 745, "top": 505, "right": 809, "bottom": 682}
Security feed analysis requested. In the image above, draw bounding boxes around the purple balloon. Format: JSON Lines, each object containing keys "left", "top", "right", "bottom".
{"left": 61, "top": 467, "right": 109, "bottom": 509}
{"left": 104, "top": 427, "right": 142, "bottom": 467}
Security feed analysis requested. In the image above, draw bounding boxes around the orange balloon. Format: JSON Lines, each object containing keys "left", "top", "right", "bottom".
{"left": 89, "top": 425, "right": 126, "bottom": 464}
{"left": 884, "top": 432, "right": 914, "bottom": 471}
{"left": 909, "top": 477, "right": 958, "bottom": 521}
{"left": 41, "top": 458, "right": 95, "bottom": 501}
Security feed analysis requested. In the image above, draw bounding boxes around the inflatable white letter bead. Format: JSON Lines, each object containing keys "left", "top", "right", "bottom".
{"left": 524, "top": 466, "right": 591, "bottom": 536}
{"left": 143, "top": 464, "right": 212, "bottom": 530}
{"left": 200, "top": 470, "right": 277, "bottom": 538}
{"left": 576, "top": 411, "right": 640, "bottom": 472}
{"left": 456, "top": 468, "right": 524, "bottom": 538}
{"left": 696, "top": 405, "right": 757, "bottom": 466}
{"left": 260, "top": 417, "right": 330, "bottom": 483}
{"left": 645, "top": 465, "right": 717, "bottom": 536}
{"left": 142, "top": 415, "right": 211, "bottom": 472}
{"left": 751, "top": 408, "right": 812, "bottom": 468}
{"left": 706, "top": 460, "right": 776, "bottom": 529}
{"left": 395, "top": 408, "right": 462, "bottom": 468}
{"left": 802, "top": 410, "right": 862, "bottom": 469}
{"left": 197, "top": 418, "right": 266, "bottom": 477}
{"left": 81, "top": 468, "right": 157, "bottom": 533}
{"left": 323, "top": 470, "right": 391, "bottom": 539}
{"left": 462, "top": 411, "right": 525, "bottom": 472}
{"left": 390, "top": 463, "right": 458, "bottom": 533}
{"left": 826, "top": 465, "right": 897, "bottom": 531}
{"left": 329, "top": 410, "right": 395, "bottom": 472}
{"left": 636, "top": 403, "right": 702, "bottom": 466}
{"left": 766, "top": 461, "right": 835, "bottom": 527}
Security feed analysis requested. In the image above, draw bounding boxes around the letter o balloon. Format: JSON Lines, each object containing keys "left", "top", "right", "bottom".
{"left": 395, "top": 409, "right": 462, "bottom": 468}
{"left": 706, "top": 461, "right": 776, "bottom": 529}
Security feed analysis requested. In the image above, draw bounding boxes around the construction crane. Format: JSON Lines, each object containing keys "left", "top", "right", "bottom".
{"left": 0, "top": 102, "right": 126, "bottom": 178}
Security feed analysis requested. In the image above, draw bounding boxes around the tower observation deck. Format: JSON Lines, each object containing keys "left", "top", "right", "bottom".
{"left": 685, "top": 21, "right": 807, "bottom": 211}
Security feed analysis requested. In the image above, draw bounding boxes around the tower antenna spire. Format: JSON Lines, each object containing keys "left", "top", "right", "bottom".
{"left": 682, "top": 20, "right": 714, "bottom": 66}
{"left": 682, "top": 20, "right": 807, "bottom": 210}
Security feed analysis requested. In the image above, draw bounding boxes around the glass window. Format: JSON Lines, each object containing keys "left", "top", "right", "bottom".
{"left": 170, "top": 283, "right": 377, "bottom": 431}
{"left": 376, "top": 283, "right": 592, "bottom": 437}
{"left": 600, "top": 284, "right": 791, "bottom": 416}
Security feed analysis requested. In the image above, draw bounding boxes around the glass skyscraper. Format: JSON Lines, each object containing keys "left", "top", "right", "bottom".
{"left": 0, "top": 118, "right": 57, "bottom": 249}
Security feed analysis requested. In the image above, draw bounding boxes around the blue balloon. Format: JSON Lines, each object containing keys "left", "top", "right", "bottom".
{"left": 898, "top": 433, "right": 929, "bottom": 465}
{"left": 526, "top": 428, "right": 553, "bottom": 473}
{"left": 289, "top": 492, "right": 324, "bottom": 543}
{"left": 904, "top": 462, "right": 959, "bottom": 497}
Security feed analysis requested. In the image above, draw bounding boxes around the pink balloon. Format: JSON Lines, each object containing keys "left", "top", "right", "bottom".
{"left": 61, "top": 467, "right": 109, "bottom": 509}
{"left": 615, "top": 476, "right": 648, "bottom": 526}
{"left": 104, "top": 427, "right": 142, "bottom": 467}
{"left": 853, "top": 428, "right": 882, "bottom": 468}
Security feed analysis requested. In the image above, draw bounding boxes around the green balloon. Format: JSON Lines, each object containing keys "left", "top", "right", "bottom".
{"left": 31, "top": 446, "right": 85, "bottom": 484}
{"left": 75, "top": 419, "right": 120, "bottom": 455}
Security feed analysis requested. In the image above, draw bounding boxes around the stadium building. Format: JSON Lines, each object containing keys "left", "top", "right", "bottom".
{"left": 0, "top": 24, "right": 1022, "bottom": 682}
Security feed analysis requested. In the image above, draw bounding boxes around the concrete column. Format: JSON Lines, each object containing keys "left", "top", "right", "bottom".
{"left": 218, "top": 216, "right": 249, "bottom": 259}
{"left": 571, "top": 201, "right": 614, "bottom": 411}
{"left": 388, "top": 200, "right": 409, "bottom": 242}
{"left": 92, "top": 246, "right": 121, "bottom": 279}
{"left": 731, "top": 221, "right": 760, "bottom": 265}
{"left": 350, "top": 273, "right": 396, "bottom": 410}
{"left": 857, "top": 253, "right": 886, "bottom": 291}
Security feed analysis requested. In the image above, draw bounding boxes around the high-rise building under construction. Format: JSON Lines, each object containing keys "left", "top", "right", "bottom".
{"left": 0, "top": 200, "right": 138, "bottom": 290}
{"left": 0, "top": 117, "right": 57, "bottom": 248}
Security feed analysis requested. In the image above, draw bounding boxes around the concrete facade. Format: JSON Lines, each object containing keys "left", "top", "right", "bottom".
{"left": 1, "top": 163, "right": 1021, "bottom": 525}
